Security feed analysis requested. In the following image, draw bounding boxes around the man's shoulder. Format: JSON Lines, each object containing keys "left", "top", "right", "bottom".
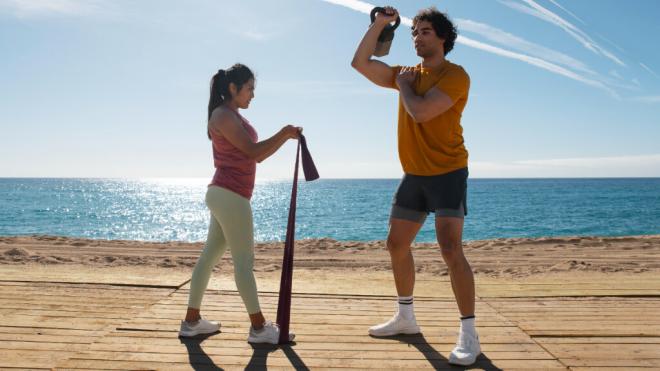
{"left": 446, "top": 61, "right": 469, "bottom": 78}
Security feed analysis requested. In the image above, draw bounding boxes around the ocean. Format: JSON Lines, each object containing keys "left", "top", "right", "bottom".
{"left": 0, "top": 178, "right": 658, "bottom": 243}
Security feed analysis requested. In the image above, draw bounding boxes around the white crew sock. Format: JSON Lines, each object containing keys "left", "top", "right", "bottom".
{"left": 460, "top": 316, "right": 476, "bottom": 335}
{"left": 397, "top": 296, "right": 415, "bottom": 320}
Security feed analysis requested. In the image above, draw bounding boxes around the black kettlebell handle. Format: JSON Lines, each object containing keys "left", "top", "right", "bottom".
{"left": 370, "top": 7, "right": 401, "bottom": 39}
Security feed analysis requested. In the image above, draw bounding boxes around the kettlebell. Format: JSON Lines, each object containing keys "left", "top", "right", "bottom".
{"left": 370, "top": 7, "right": 401, "bottom": 57}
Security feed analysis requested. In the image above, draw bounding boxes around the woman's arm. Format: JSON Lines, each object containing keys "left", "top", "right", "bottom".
{"left": 254, "top": 127, "right": 301, "bottom": 163}
{"left": 209, "top": 109, "right": 300, "bottom": 163}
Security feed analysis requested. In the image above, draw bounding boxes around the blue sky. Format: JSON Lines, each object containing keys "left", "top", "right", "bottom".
{"left": 1, "top": 0, "right": 659, "bottom": 178}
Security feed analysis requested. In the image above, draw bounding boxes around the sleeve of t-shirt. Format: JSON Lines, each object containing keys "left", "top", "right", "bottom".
{"left": 389, "top": 65, "right": 403, "bottom": 90}
{"left": 436, "top": 67, "right": 470, "bottom": 103}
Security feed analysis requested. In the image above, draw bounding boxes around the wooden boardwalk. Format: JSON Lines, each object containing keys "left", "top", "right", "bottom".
{"left": 1, "top": 267, "right": 659, "bottom": 370}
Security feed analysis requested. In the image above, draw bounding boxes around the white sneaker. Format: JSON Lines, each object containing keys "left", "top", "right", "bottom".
{"left": 178, "top": 318, "right": 220, "bottom": 337}
{"left": 247, "top": 321, "right": 296, "bottom": 344}
{"left": 448, "top": 329, "right": 481, "bottom": 366}
{"left": 368, "top": 312, "right": 420, "bottom": 337}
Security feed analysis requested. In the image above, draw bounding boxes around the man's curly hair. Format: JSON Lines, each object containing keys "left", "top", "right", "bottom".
{"left": 412, "top": 7, "right": 458, "bottom": 56}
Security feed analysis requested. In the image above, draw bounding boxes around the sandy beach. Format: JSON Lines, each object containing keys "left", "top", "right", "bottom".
{"left": 2, "top": 234, "right": 659, "bottom": 278}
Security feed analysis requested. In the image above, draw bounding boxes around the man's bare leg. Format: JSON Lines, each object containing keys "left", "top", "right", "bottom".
{"left": 368, "top": 217, "right": 423, "bottom": 336}
{"left": 436, "top": 216, "right": 480, "bottom": 365}
{"left": 387, "top": 217, "right": 424, "bottom": 296}
{"left": 435, "top": 216, "right": 474, "bottom": 315}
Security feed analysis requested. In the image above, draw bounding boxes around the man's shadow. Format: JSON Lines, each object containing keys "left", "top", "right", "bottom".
{"left": 374, "top": 333, "right": 502, "bottom": 370}
{"left": 246, "top": 341, "right": 309, "bottom": 371}
{"left": 179, "top": 332, "right": 224, "bottom": 371}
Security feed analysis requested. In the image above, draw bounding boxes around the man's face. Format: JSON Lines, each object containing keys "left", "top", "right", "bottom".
{"left": 412, "top": 20, "right": 444, "bottom": 58}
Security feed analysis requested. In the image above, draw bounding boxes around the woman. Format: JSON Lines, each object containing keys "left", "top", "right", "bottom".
{"left": 179, "top": 63, "right": 300, "bottom": 344}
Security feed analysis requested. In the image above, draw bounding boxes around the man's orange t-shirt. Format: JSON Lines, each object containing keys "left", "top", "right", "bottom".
{"left": 391, "top": 60, "right": 470, "bottom": 176}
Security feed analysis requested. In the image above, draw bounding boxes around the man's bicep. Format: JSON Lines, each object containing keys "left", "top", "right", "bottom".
{"left": 358, "top": 60, "right": 397, "bottom": 88}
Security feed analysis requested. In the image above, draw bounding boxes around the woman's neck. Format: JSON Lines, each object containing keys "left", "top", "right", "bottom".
{"left": 223, "top": 101, "right": 239, "bottom": 112}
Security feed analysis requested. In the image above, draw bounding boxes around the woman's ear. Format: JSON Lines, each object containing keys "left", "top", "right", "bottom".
{"left": 228, "top": 82, "right": 237, "bottom": 98}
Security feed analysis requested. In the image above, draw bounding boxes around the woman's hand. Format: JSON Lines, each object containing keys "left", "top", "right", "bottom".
{"left": 282, "top": 125, "right": 303, "bottom": 139}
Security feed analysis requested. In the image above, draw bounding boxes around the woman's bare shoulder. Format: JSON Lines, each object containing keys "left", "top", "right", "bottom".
{"left": 209, "top": 106, "right": 241, "bottom": 128}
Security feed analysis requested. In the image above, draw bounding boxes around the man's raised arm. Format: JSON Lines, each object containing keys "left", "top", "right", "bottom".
{"left": 351, "top": 6, "right": 398, "bottom": 88}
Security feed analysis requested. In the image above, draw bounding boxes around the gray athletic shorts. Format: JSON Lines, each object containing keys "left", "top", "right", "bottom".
{"left": 390, "top": 168, "right": 468, "bottom": 224}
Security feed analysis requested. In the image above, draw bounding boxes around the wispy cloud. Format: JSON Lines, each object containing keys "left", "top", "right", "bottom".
{"left": 516, "top": 154, "right": 660, "bottom": 168}
{"left": 594, "top": 31, "right": 626, "bottom": 54}
{"left": 500, "top": 0, "right": 625, "bottom": 66}
{"left": 640, "top": 62, "right": 659, "bottom": 79}
{"left": 546, "top": 0, "right": 585, "bottom": 25}
{"left": 236, "top": 29, "right": 270, "bottom": 42}
{"left": 321, "top": 0, "right": 617, "bottom": 97}
{"left": 0, "top": 0, "right": 106, "bottom": 18}
{"left": 472, "top": 154, "right": 660, "bottom": 177}
{"left": 456, "top": 18, "right": 594, "bottom": 74}
{"left": 322, "top": 0, "right": 373, "bottom": 14}
{"left": 457, "top": 36, "right": 617, "bottom": 97}
{"left": 456, "top": 18, "right": 638, "bottom": 92}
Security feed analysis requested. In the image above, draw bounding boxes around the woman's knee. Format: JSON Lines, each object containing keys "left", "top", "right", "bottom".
{"left": 232, "top": 249, "right": 255, "bottom": 271}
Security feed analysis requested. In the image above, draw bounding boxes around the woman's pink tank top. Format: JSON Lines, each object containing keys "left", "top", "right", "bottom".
{"left": 209, "top": 110, "right": 258, "bottom": 199}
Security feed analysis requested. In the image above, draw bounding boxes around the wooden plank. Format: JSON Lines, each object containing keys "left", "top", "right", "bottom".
{"left": 101, "top": 330, "right": 537, "bottom": 344}
{"left": 540, "top": 343, "right": 660, "bottom": 359}
{"left": 4, "top": 269, "right": 660, "bottom": 369}
{"left": 0, "top": 265, "right": 191, "bottom": 287}
{"left": 536, "top": 336, "right": 660, "bottom": 344}
{"left": 87, "top": 338, "right": 544, "bottom": 352}
{"left": 564, "top": 359, "right": 660, "bottom": 367}
{"left": 0, "top": 350, "right": 80, "bottom": 369}
{"left": 55, "top": 355, "right": 566, "bottom": 369}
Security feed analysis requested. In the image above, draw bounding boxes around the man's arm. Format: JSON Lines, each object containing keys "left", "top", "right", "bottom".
{"left": 351, "top": 6, "right": 398, "bottom": 88}
{"left": 396, "top": 67, "right": 457, "bottom": 123}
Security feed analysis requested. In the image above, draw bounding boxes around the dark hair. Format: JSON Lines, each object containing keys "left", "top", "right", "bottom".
{"left": 207, "top": 63, "right": 254, "bottom": 139}
{"left": 412, "top": 7, "right": 458, "bottom": 56}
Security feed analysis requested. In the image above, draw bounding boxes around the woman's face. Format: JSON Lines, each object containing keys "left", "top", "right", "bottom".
{"left": 231, "top": 78, "right": 255, "bottom": 109}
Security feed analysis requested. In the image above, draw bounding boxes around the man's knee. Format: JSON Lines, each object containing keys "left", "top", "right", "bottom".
{"left": 439, "top": 239, "right": 463, "bottom": 264}
{"left": 386, "top": 236, "right": 411, "bottom": 256}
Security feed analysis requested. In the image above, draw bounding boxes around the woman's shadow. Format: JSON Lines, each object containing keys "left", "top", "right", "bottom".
{"left": 375, "top": 333, "right": 502, "bottom": 370}
{"left": 180, "top": 334, "right": 308, "bottom": 371}
{"left": 245, "top": 341, "right": 309, "bottom": 371}
{"left": 179, "top": 332, "right": 224, "bottom": 371}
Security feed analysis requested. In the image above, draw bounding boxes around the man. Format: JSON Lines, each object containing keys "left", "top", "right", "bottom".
{"left": 351, "top": 6, "right": 480, "bottom": 366}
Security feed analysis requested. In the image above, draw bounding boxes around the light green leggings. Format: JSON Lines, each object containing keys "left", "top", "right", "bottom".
{"left": 187, "top": 186, "right": 261, "bottom": 314}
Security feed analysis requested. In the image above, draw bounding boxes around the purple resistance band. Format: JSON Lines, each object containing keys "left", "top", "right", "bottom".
{"left": 275, "top": 134, "right": 319, "bottom": 344}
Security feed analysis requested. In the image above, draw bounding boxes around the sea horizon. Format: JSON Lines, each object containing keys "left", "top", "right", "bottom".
{"left": 2, "top": 177, "right": 659, "bottom": 243}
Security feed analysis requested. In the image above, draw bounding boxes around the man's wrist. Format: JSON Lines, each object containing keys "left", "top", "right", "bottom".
{"left": 397, "top": 81, "right": 411, "bottom": 91}
{"left": 370, "top": 21, "right": 389, "bottom": 31}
